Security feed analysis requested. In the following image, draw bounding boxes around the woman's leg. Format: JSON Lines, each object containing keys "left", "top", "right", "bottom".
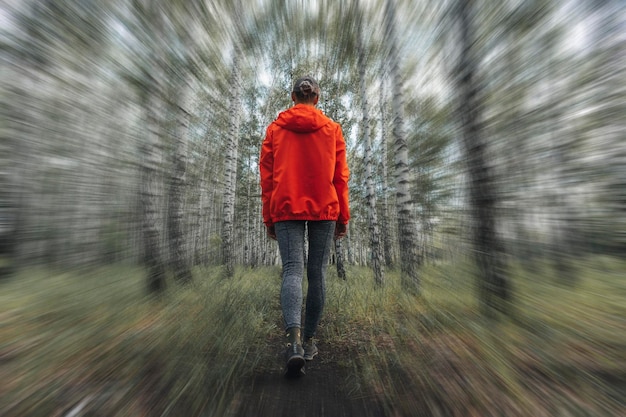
{"left": 304, "top": 221, "right": 335, "bottom": 340}
{"left": 275, "top": 221, "right": 306, "bottom": 331}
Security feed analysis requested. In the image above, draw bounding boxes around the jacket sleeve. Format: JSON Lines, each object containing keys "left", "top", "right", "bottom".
{"left": 260, "top": 126, "right": 274, "bottom": 226}
{"left": 333, "top": 124, "right": 350, "bottom": 224}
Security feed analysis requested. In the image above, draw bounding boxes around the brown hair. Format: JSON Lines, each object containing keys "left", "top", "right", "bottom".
{"left": 292, "top": 76, "right": 320, "bottom": 102}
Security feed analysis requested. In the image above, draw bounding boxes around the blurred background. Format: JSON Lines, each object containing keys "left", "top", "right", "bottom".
{"left": 1, "top": 0, "right": 624, "bottom": 273}
{"left": 0, "top": 0, "right": 624, "bottom": 416}
{"left": 1, "top": 0, "right": 624, "bottom": 274}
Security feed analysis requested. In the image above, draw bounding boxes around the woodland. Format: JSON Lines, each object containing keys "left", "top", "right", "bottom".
{"left": 1, "top": 0, "right": 624, "bottom": 416}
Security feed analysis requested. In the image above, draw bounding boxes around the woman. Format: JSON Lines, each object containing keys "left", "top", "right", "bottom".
{"left": 260, "top": 75, "right": 350, "bottom": 376}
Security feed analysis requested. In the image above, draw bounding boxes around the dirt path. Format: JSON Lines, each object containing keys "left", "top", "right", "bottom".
{"left": 229, "top": 340, "right": 388, "bottom": 417}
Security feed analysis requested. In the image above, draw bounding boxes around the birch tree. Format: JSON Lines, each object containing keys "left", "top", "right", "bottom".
{"left": 357, "top": 9, "right": 384, "bottom": 286}
{"left": 139, "top": 88, "right": 167, "bottom": 293}
{"left": 456, "top": 0, "right": 510, "bottom": 315}
{"left": 167, "top": 82, "right": 193, "bottom": 284}
{"left": 384, "top": 0, "right": 421, "bottom": 293}
{"left": 221, "top": 49, "right": 242, "bottom": 278}
{"left": 126, "top": 0, "right": 171, "bottom": 292}
{"left": 379, "top": 73, "right": 395, "bottom": 268}
{"left": 162, "top": 2, "right": 199, "bottom": 284}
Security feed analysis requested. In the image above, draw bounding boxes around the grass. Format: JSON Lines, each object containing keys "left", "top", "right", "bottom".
{"left": 1, "top": 257, "right": 624, "bottom": 416}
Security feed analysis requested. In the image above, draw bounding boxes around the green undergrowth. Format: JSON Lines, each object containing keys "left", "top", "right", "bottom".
{"left": 332, "top": 257, "right": 626, "bottom": 417}
{"left": 1, "top": 257, "right": 624, "bottom": 416}
{"left": 0, "top": 266, "right": 280, "bottom": 416}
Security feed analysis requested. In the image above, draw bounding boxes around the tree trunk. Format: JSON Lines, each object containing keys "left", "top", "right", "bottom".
{"left": 379, "top": 74, "right": 394, "bottom": 268}
{"left": 456, "top": 0, "right": 510, "bottom": 315}
{"left": 385, "top": 0, "right": 421, "bottom": 293}
{"left": 358, "top": 27, "right": 384, "bottom": 286}
{"left": 221, "top": 49, "right": 242, "bottom": 278}
{"left": 167, "top": 84, "right": 193, "bottom": 284}
{"left": 140, "top": 89, "right": 166, "bottom": 293}
{"left": 335, "top": 238, "right": 346, "bottom": 280}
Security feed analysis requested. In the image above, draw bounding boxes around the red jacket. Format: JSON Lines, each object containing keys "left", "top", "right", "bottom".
{"left": 260, "top": 104, "right": 350, "bottom": 226}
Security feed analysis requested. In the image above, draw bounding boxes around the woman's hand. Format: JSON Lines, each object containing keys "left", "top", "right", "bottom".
{"left": 334, "top": 222, "right": 347, "bottom": 240}
{"left": 266, "top": 224, "right": 276, "bottom": 240}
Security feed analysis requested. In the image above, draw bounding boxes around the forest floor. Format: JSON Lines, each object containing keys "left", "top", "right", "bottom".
{"left": 227, "top": 334, "right": 387, "bottom": 417}
{"left": 1, "top": 259, "right": 625, "bottom": 416}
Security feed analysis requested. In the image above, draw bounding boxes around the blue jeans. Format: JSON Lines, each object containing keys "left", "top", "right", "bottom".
{"left": 275, "top": 220, "right": 335, "bottom": 339}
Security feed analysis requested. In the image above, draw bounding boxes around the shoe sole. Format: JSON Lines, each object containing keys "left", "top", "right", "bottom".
{"left": 304, "top": 351, "right": 318, "bottom": 361}
{"left": 285, "top": 355, "right": 305, "bottom": 377}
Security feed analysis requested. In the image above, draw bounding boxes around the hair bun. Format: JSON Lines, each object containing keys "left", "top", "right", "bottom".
{"left": 292, "top": 76, "right": 320, "bottom": 99}
{"left": 300, "top": 81, "right": 313, "bottom": 94}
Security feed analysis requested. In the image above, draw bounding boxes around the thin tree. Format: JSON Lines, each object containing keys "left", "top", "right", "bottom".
{"left": 221, "top": 48, "right": 242, "bottom": 278}
{"left": 125, "top": 0, "right": 169, "bottom": 293}
{"left": 167, "top": 82, "right": 193, "bottom": 284}
{"left": 384, "top": 0, "right": 421, "bottom": 293}
{"left": 379, "top": 73, "right": 395, "bottom": 268}
{"left": 335, "top": 238, "right": 347, "bottom": 280}
{"left": 456, "top": 0, "right": 510, "bottom": 315}
{"left": 162, "top": 2, "right": 201, "bottom": 283}
{"left": 357, "top": 9, "right": 384, "bottom": 286}
{"left": 140, "top": 87, "right": 167, "bottom": 293}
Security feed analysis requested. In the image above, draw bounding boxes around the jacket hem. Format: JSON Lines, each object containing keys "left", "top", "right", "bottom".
{"left": 271, "top": 215, "right": 341, "bottom": 224}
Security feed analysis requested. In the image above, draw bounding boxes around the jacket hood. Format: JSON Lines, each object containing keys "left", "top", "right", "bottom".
{"left": 274, "top": 104, "right": 331, "bottom": 133}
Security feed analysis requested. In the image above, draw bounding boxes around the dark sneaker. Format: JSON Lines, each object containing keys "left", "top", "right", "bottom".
{"left": 303, "top": 339, "right": 318, "bottom": 361}
{"left": 285, "top": 342, "right": 305, "bottom": 376}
